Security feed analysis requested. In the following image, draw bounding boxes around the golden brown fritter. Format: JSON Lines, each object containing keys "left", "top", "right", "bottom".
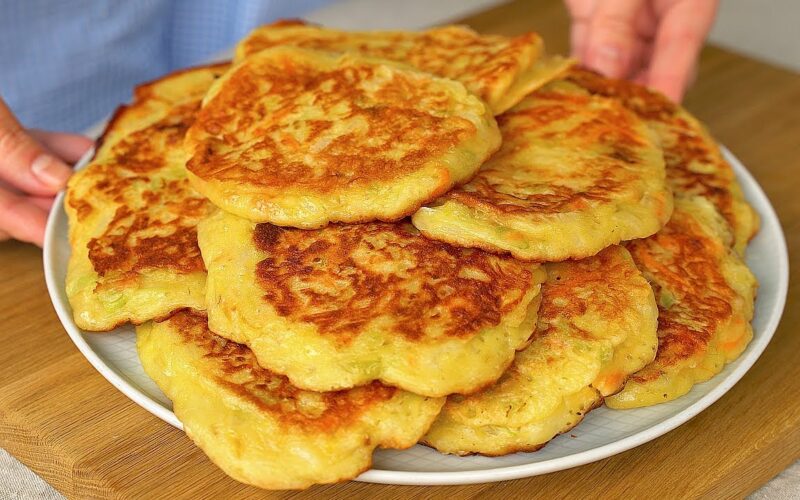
{"left": 137, "top": 310, "right": 444, "bottom": 490}
{"left": 184, "top": 46, "right": 500, "bottom": 228}
{"left": 607, "top": 197, "right": 757, "bottom": 408}
{"left": 198, "top": 210, "right": 546, "bottom": 397}
{"left": 424, "top": 245, "right": 658, "bottom": 456}
{"left": 252, "top": 223, "right": 531, "bottom": 343}
{"left": 412, "top": 79, "right": 672, "bottom": 262}
{"left": 235, "top": 19, "right": 573, "bottom": 115}
{"left": 65, "top": 64, "right": 227, "bottom": 331}
{"left": 565, "top": 67, "right": 759, "bottom": 255}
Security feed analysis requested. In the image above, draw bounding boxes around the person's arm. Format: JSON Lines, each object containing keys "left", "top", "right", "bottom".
{"left": 565, "top": 0, "right": 719, "bottom": 102}
{"left": 0, "top": 97, "right": 92, "bottom": 246}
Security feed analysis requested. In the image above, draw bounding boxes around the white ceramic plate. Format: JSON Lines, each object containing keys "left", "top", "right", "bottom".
{"left": 43, "top": 148, "right": 788, "bottom": 486}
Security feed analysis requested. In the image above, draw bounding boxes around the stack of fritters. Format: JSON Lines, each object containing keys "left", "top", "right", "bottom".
{"left": 65, "top": 20, "right": 758, "bottom": 490}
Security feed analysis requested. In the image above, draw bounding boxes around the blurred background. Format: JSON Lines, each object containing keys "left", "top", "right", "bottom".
{"left": 307, "top": 0, "right": 800, "bottom": 76}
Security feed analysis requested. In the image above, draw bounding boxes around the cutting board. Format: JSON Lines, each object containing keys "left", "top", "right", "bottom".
{"left": 2, "top": 1, "right": 800, "bottom": 498}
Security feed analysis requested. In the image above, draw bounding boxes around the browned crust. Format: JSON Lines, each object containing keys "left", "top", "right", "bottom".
{"left": 88, "top": 208, "right": 206, "bottom": 279}
{"left": 186, "top": 51, "right": 482, "bottom": 196}
{"left": 238, "top": 21, "right": 542, "bottom": 108}
{"left": 537, "top": 247, "right": 646, "bottom": 341}
{"left": 252, "top": 221, "right": 535, "bottom": 344}
{"left": 68, "top": 64, "right": 230, "bottom": 332}
{"left": 161, "top": 314, "right": 406, "bottom": 492}
{"left": 164, "top": 310, "right": 400, "bottom": 431}
{"left": 87, "top": 104, "right": 129, "bottom": 162}
{"left": 625, "top": 206, "right": 740, "bottom": 381}
{"left": 77, "top": 64, "right": 230, "bottom": 269}
{"left": 88, "top": 62, "right": 231, "bottom": 160}
{"left": 443, "top": 86, "right": 651, "bottom": 217}
{"left": 82, "top": 103, "right": 211, "bottom": 278}
{"left": 566, "top": 66, "right": 754, "bottom": 244}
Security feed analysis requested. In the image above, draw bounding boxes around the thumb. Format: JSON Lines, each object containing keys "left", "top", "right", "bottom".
{"left": 584, "top": 0, "right": 646, "bottom": 79}
{"left": 0, "top": 98, "right": 74, "bottom": 196}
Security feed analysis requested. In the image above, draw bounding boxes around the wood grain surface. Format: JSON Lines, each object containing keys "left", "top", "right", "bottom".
{"left": 2, "top": 1, "right": 799, "bottom": 498}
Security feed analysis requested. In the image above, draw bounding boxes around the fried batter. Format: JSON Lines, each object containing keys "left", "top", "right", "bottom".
{"left": 566, "top": 67, "right": 759, "bottom": 255}
{"left": 185, "top": 46, "right": 500, "bottom": 228}
{"left": 137, "top": 310, "right": 444, "bottom": 490}
{"left": 235, "top": 19, "right": 573, "bottom": 115}
{"left": 198, "top": 210, "right": 545, "bottom": 397}
{"left": 65, "top": 64, "right": 227, "bottom": 331}
{"left": 607, "top": 197, "right": 757, "bottom": 408}
{"left": 412, "top": 79, "right": 672, "bottom": 261}
{"left": 424, "top": 245, "right": 658, "bottom": 455}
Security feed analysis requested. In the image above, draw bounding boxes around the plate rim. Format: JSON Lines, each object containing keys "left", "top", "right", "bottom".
{"left": 43, "top": 147, "right": 789, "bottom": 486}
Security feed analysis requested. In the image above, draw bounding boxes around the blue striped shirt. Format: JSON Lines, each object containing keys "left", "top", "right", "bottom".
{"left": 0, "top": 0, "right": 333, "bottom": 132}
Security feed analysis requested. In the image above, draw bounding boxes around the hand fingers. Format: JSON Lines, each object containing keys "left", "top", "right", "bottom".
{"left": 646, "top": 0, "right": 718, "bottom": 101}
{"left": 570, "top": 19, "right": 590, "bottom": 59}
{"left": 0, "top": 185, "right": 49, "bottom": 246}
{"left": 29, "top": 196, "right": 55, "bottom": 212}
{"left": 0, "top": 170, "right": 56, "bottom": 237}
{"left": 29, "top": 129, "right": 93, "bottom": 164}
{"left": 0, "top": 173, "right": 56, "bottom": 211}
{"left": 629, "top": 38, "right": 655, "bottom": 83}
{"left": 564, "top": 0, "right": 598, "bottom": 59}
{"left": 583, "top": 0, "right": 647, "bottom": 78}
{"left": 634, "top": 1, "right": 658, "bottom": 39}
{"left": 0, "top": 98, "right": 74, "bottom": 196}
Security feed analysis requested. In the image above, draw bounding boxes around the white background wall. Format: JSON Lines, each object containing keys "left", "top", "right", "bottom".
{"left": 709, "top": 0, "right": 800, "bottom": 72}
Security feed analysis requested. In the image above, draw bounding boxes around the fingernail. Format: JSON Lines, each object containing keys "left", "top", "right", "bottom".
{"left": 31, "top": 155, "right": 72, "bottom": 189}
{"left": 589, "top": 45, "right": 625, "bottom": 78}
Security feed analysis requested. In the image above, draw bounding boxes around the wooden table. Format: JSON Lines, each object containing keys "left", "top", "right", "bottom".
{"left": 2, "top": 1, "right": 799, "bottom": 498}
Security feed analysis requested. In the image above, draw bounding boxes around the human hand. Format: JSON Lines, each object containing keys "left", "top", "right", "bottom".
{"left": 0, "top": 97, "right": 93, "bottom": 246}
{"left": 565, "top": 0, "right": 719, "bottom": 102}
